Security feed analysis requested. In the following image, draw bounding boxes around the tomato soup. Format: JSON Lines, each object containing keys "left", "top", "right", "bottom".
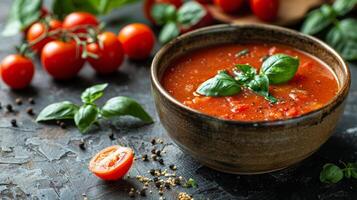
{"left": 161, "top": 44, "right": 339, "bottom": 121}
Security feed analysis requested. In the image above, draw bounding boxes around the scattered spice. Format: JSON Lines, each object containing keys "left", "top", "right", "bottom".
{"left": 26, "top": 107, "right": 34, "bottom": 116}
{"left": 169, "top": 164, "right": 177, "bottom": 170}
{"left": 151, "top": 138, "right": 156, "bottom": 145}
{"left": 149, "top": 169, "right": 155, "bottom": 176}
{"left": 139, "top": 189, "right": 146, "bottom": 196}
{"left": 59, "top": 122, "right": 66, "bottom": 129}
{"left": 28, "top": 97, "right": 35, "bottom": 104}
{"left": 235, "top": 48, "right": 250, "bottom": 58}
{"left": 109, "top": 132, "right": 115, "bottom": 140}
{"left": 183, "top": 178, "right": 197, "bottom": 188}
{"left": 6, "top": 104, "right": 13, "bottom": 112}
{"left": 152, "top": 154, "right": 158, "bottom": 161}
{"left": 158, "top": 158, "right": 164, "bottom": 165}
{"left": 79, "top": 140, "right": 85, "bottom": 150}
{"left": 142, "top": 154, "right": 149, "bottom": 161}
{"left": 155, "top": 150, "right": 162, "bottom": 157}
{"left": 10, "top": 119, "right": 17, "bottom": 127}
{"left": 15, "top": 98, "right": 23, "bottom": 105}
{"left": 178, "top": 192, "right": 193, "bottom": 200}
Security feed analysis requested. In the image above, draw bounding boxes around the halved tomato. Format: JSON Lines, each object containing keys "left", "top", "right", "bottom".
{"left": 89, "top": 145, "right": 134, "bottom": 180}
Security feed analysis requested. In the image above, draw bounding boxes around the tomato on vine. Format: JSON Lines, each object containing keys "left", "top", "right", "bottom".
{"left": 63, "top": 12, "right": 99, "bottom": 33}
{"left": 26, "top": 19, "right": 63, "bottom": 53}
{"left": 213, "top": 0, "right": 244, "bottom": 14}
{"left": 41, "top": 41, "right": 85, "bottom": 79}
{"left": 0, "top": 54, "right": 35, "bottom": 89}
{"left": 250, "top": 0, "right": 279, "bottom": 22}
{"left": 118, "top": 23, "right": 155, "bottom": 60}
{"left": 87, "top": 32, "right": 125, "bottom": 74}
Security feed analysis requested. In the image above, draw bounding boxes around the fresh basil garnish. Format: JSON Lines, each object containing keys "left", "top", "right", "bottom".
{"left": 74, "top": 104, "right": 98, "bottom": 133}
{"left": 301, "top": 4, "right": 336, "bottom": 35}
{"left": 151, "top": 3, "right": 177, "bottom": 26}
{"left": 320, "top": 163, "right": 344, "bottom": 184}
{"left": 326, "top": 18, "right": 357, "bottom": 61}
{"left": 247, "top": 74, "right": 277, "bottom": 103}
{"left": 233, "top": 64, "right": 257, "bottom": 84}
{"left": 260, "top": 54, "right": 299, "bottom": 84}
{"left": 101, "top": 96, "right": 153, "bottom": 123}
{"left": 81, "top": 83, "right": 108, "bottom": 104}
{"left": 196, "top": 70, "right": 241, "bottom": 97}
{"left": 159, "top": 22, "right": 180, "bottom": 44}
{"left": 177, "top": 1, "right": 206, "bottom": 29}
{"left": 36, "top": 101, "right": 79, "bottom": 122}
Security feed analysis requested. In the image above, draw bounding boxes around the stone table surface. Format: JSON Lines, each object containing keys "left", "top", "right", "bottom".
{"left": 0, "top": 1, "right": 356, "bottom": 200}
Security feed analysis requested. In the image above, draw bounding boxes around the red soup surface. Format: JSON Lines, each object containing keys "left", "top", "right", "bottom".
{"left": 161, "top": 43, "right": 339, "bottom": 121}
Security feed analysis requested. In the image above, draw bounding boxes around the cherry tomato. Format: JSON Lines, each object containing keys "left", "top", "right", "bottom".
{"left": 87, "top": 32, "right": 125, "bottom": 74}
{"left": 89, "top": 145, "right": 134, "bottom": 181}
{"left": 62, "top": 12, "right": 99, "bottom": 33}
{"left": 26, "top": 19, "right": 63, "bottom": 53}
{"left": 213, "top": 0, "right": 244, "bottom": 14}
{"left": 118, "top": 23, "right": 155, "bottom": 60}
{"left": 41, "top": 41, "right": 84, "bottom": 79}
{"left": 144, "top": 0, "right": 183, "bottom": 24}
{"left": 23, "top": 7, "right": 50, "bottom": 35}
{"left": 0, "top": 55, "right": 34, "bottom": 89}
{"left": 250, "top": 0, "right": 279, "bottom": 22}
{"left": 195, "top": 0, "right": 212, "bottom": 4}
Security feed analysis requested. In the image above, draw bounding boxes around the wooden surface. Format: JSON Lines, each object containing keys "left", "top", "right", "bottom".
{"left": 208, "top": 0, "right": 325, "bottom": 26}
{"left": 0, "top": 1, "right": 357, "bottom": 200}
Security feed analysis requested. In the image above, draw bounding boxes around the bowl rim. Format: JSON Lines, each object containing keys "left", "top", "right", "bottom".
{"left": 151, "top": 24, "right": 351, "bottom": 127}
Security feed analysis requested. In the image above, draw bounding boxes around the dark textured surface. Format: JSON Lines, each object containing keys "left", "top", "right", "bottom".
{"left": 0, "top": 1, "right": 356, "bottom": 200}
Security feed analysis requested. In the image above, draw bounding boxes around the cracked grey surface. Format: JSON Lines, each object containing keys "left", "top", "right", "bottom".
{"left": 0, "top": 1, "right": 357, "bottom": 200}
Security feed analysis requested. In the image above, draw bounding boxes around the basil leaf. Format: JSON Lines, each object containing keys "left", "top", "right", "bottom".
{"left": 151, "top": 3, "right": 177, "bottom": 25}
{"left": 233, "top": 64, "right": 257, "bottom": 84}
{"left": 101, "top": 96, "right": 153, "bottom": 123}
{"left": 196, "top": 71, "right": 241, "bottom": 97}
{"left": 301, "top": 4, "right": 336, "bottom": 35}
{"left": 326, "top": 18, "right": 357, "bottom": 61}
{"left": 81, "top": 83, "right": 108, "bottom": 104}
{"left": 91, "top": 0, "right": 140, "bottom": 14}
{"left": 333, "top": 0, "right": 357, "bottom": 16}
{"left": 183, "top": 178, "right": 198, "bottom": 188}
{"left": 2, "top": 0, "right": 42, "bottom": 36}
{"left": 177, "top": 1, "right": 206, "bottom": 29}
{"left": 344, "top": 163, "right": 357, "bottom": 179}
{"left": 235, "top": 49, "right": 250, "bottom": 58}
{"left": 247, "top": 74, "right": 277, "bottom": 103}
{"left": 36, "top": 101, "right": 79, "bottom": 122}
{"left": 320, "top": 163, "right": 344, "bottom": 183}
{"left": 260, "top": 54, "right": 299, "bottom": 84}
{"left": 74, "top": 104, "right": 98, "bottom": 133}
{"left": 159, "top": 22, "right": 180, "bottom": 44}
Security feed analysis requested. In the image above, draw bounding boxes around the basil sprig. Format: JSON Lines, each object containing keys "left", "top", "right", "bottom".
{"left": 36, "top": 83, "right": 153, "bottom": 133}
{"left": 301, "top": 0, "right": 357, "bottom": 61}
{"left": 196, "top": 54, "right": 299, "bottom": 103}
{"left": 320, "top": 162, "right": 357, "bottom": 184}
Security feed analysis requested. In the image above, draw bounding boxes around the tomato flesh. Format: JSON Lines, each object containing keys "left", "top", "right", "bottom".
{"left": 89, "top": 145, "right": 134, "bottom": 180}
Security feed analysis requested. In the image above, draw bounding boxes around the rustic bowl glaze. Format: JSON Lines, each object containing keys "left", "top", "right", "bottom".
{"left": 151, "top": 24, "right": 350, "bottom": 174}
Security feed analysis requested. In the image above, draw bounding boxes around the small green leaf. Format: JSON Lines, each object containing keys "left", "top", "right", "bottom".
{"left": 320, "top": 163, "right": 344, "bottom": 183}
{"left": 151, "top": 3, "right": 177, "bottom": 25}
{"left": 159, "top": 22, "right": 180, "bottom": 44}
{"left": 74, "top": 104, "right": 98, "bottom": 133}
{"left": 101, "top": 96, "right": 153, "bottom": 123}
{"left": 301, "top": 4, "right": 336, "bottom": 35}
{"left": 184, "top": 178, "right": 198, "bottom": 188}
{"left": 177, "top": 1, "right": 206, "bottom": 29}
{"left": 235, "top": 49, "right": 250, "bottom": 58}
{"left": 247, "top": 74, "right": 277, "bottom": 103}
{"left": 345, "top": 163, "right": 357, "bottom": 179}
{"left": 333, "top": 0, "right": 357, "bottom": 16}
{"left": 260, "top": 54, "right": 299, "bottom": 84}
{"left": 81, "top": 83, "right": 108, "bottom": 104}
{"left": 36, "top": 101, "right": 79, "bottom": 122}
{"left": 326, "top": 18, "right": 357, "bottom": 61}
{"left": 196, "top": 71, "right": 241, "bottom": 97}
{"left": 2, "top": 0, "right": 42, "bottom": 36}
{"left": 233, "top": 64, "right": 257, "bottom": 84}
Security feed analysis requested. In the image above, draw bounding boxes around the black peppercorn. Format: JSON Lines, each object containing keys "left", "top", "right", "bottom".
{"left": 155, "top": 181, "right": 161, "bottom": 188}
{"left": 153, "top": 177, "right": 159, "bottom": 182}
{"left": 151, "top": 138, "right": 156, "bottom": 145}
{"left": 59, "top": 122, "right": 66, "bottom": 129}
{"left": 10, "top": 119, "right": 17, "bottom": 127}
{"left": 142, "top": 154, "right": 148, "bottom": 161}
{"left": 151, "top": 148, "right": 156, "bottom": 154}
{"left": 169, "top": 164, "right": 177, "bottom": 170}
{"left": 155, "top": 150, "right": 161, "bottom": 157}
{"left": 28, "top": 98, "right": 35, "bottom": 104}
{"left": 174, "top": 177, "right": 181, "bottom": 185}
{"left": 152, "top": 155, "right": 158, "bottom": 161}
{"left": 6, "top": 104, "right": 13, "bottom": 112}
{"left": 79, "top": 140, "right": 85, "bottom": 150}
{"left": 139, "top": 189, "right": 146, "bottom": 197}
{"left": 158, "top": 158, "right": 164, "bottom": 165}
{"left": 26, "top": 108, "right": 34, "bottom": 116}
{"left": 15, "top": 98, "right": 22, "bottom": 105}
{"left": 109, "top": 133, "right": 115, "bottom": 140}
{"left": 164, "top": 182, "right": 171, "bottom": 189}
{"left": 149, "top": 169, "right": 155, "bottom": 176}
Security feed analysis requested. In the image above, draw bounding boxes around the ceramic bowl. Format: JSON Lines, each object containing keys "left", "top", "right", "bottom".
{"left": 151, "top": 24, "right": 350, "bottom": 174}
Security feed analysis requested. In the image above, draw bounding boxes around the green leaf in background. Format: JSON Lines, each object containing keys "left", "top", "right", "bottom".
{"left": 344, "top": 163, "right": 357, "bottom": 179}
{"left": 247, "top": 74, "right": 277, "bottom": 103}
{"left": 36, "top": 101, "right": 79, "bottom": 122}
{"left": 320, "top": 163, "right": 344, "bottom": 183}
{"left": 101, "top": 96, "right": 153, "bottom": 123}
{"left": 326, "top": 18, "right": 357, "bottom": 61}
{"left": 177, "top": 1, "right": 206, "bottom": 29}
{"left": 52, "top": 0, "right": 140, "bottom": 19}
{"left": 196, "top": 71, "right": 241, "bottom": 97}
{"left": 151, "top": 3, "right": 177, "bottom": 26}
{"left": 2, "top": 0, "right": 41, "bottom": 36}
{"left": 260, "top": 54, "right": 299, "bottom": 84}
{"left": 74, "top": 104, "right": 98, "bottom": 133}
{"left": 233, "top": 64, "right": 257, "bottom": 84}
{"left": 159, "top": 22, "right": 180, "bottom": 44}
{"left": 333, "top": 0, "right": 357, "bottom": 16}
{"left": 301, "top": 4, "right": 336, "bottom": 35}
{"left": 81, "top": 83, "right": 108, "bottom": 104}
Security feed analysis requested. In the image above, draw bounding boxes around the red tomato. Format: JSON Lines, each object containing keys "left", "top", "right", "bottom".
{"left": 250, "top": 0, "right": 279, "bottom": 22}
{"left": 62, "top": 12, "right": 99, "bottom": 33}
{"left": 118, "top": 23, "right": 155, "bottom": 60}
{"left": 195, "top": 0, "right": 212, "bottom": 4}
{"left": 26, "top": 19, "right": 63, "bottom": 53}
{"left": 41, "top": 41, "right": 84, "bottom": 79}
{"left": 144, "top": 0, "right": 183, "bottom": 24}
{"left": 87, "top": 32, "right": 125, "bottom": 74}
{"left": 0, "top": 55, "right": 34, "bottom": 89}
{"left": 213, "top": 0, "right": 244, "bottom": 14}
{"left": 23, "top": 7, "right": 50, "bottom": 35}
{"left": 89, "top": 145, "right": 134, "bottom": 180}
